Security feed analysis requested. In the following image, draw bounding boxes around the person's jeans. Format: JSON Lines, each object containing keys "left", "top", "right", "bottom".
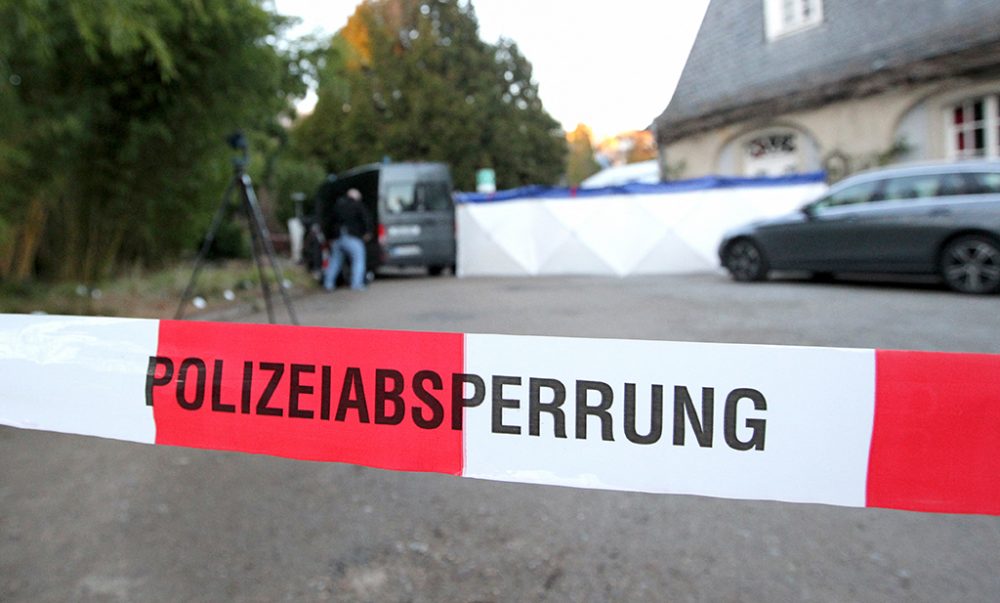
{"left": 323, "top": 233, "right": 367, "bottom": 290}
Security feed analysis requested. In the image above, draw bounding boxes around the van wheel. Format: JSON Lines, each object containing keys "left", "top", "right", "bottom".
{"left": 428, "top": 265, "right": 445, "bottom": 276}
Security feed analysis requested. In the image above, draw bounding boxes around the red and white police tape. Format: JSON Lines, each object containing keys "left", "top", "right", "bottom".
{"left": 1, "top": 314, "right": 997, "bottom": 515}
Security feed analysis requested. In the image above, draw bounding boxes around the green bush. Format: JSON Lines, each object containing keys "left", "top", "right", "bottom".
{"left": 206, "top": 219, "right": 250, "bottom": 260}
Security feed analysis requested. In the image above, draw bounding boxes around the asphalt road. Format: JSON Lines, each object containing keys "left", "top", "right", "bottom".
{"left": 3, "top": 271, "right": 999, "bottom": 602}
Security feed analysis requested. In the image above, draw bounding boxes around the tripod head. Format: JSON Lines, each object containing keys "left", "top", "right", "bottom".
{"left": 227, "top": 130, "right": 249, "bottom": 172}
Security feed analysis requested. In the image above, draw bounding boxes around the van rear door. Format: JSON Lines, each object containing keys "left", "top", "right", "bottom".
{"left": 379, "top": 165, "right": 456, "bottom": 272}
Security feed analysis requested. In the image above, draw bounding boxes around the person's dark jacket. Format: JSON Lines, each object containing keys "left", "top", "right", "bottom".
{"left": 321, "top": 194, "right": 372, "bottom": 240}
{"left": 316, "top": 179, "right": 340, "bottom": 240}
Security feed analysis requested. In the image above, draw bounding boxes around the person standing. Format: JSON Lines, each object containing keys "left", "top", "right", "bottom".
{"left": 322, "top": 188, "right": 373, "bottom": 291}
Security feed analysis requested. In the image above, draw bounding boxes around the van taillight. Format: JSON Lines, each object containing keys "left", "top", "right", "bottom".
{"left": 378, "top": 223, "right": 386, "bottom": 245}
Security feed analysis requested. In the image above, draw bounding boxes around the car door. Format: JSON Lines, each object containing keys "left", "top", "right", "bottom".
{"left": 758, "top": 179, "right": 882, "bottom": 271}
{"left": 834, "top": 172, "right": 995, "bottom": 272}
{"left": 830, "top": 173, "right": 945, "bottom": 271}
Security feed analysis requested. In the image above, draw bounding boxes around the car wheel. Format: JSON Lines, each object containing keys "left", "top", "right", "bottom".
{"left": 939, "top": 235, "right": 1000, "bottom": 294}
{"left": 724, "top": 239, "right": 769, "bottom": 282}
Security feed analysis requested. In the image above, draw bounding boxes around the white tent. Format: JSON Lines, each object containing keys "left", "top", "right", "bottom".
{"left": 580, "top": 160, "right": 661, "bottom": 188}
{"left": 456, "top": 175, "right": 827, "bottom": 277}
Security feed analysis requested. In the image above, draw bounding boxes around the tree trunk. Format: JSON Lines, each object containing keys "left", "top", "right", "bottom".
{"left": 0, "top": 195, "right": 49, "bottom": 283}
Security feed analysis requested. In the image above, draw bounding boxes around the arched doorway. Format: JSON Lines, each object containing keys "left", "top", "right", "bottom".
{"left": 718, "top": 126, "right": 821, "bottom": 177}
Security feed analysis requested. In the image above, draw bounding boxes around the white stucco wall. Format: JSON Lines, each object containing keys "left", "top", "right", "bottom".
{"left": 660, "top": 78, "right": 1000, "bottom": 180}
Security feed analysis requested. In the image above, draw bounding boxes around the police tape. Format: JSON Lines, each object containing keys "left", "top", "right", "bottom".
{"left": 1, "top": 314, "right": 997, "bottom": 516}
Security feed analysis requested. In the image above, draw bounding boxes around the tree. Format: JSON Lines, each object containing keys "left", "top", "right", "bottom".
{"left": 0, "top": 0, "right": 305, "bottom": 283}
{"left": 566, "top": 124, "right": 601, "bottom": 186}
{"left": 623, "top": 130, "right": 657, "bottom": 164}
{"left": 293, "top": 0, "right": 566, "bottom": 191}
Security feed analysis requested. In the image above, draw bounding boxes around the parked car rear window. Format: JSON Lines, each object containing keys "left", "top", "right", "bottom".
{"left": 969, "top": 172, "right": 1000, "bottom": 194}
{"left": 879, "top": 175, "right": 938, "bottom": 200}
{"left": 934, "top": 173, "right": 973, "bottom": 196}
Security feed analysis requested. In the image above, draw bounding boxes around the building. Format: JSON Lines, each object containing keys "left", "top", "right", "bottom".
{"left": 594, "top": 130, "right": 657, "bottom": 168}
{"left": 653, "top": 0, "right": 1000, "bottom": 181}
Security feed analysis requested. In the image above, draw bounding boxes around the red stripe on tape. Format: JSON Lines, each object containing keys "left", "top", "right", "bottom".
{"left": 152, "top": 321, "right": 464, "bottom": 474}
{"left": 867, "top": 350, "right": 1000, "bottom": 515}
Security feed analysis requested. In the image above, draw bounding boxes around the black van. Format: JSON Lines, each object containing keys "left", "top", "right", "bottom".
{"left": 311, "top": 162, "right": 457, "bottom": 279}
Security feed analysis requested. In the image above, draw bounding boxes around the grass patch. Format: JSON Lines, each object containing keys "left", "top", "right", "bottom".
{"left": 0, "top": 259, "right": 317, "bottom": 318}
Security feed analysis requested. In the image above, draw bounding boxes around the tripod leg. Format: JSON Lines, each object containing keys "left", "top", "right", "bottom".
{"left": 176, "top": 180, "right": 237, "bottom": 319}
{"left": 240, "top": 174, "right": 300, "bottom": 325}
{"left": 242, "top": 187, "right": 277, "bottom": 324}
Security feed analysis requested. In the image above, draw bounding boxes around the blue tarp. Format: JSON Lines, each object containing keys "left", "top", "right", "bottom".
{"left": 455, "top": 171, "right": 827, "bottom": 204}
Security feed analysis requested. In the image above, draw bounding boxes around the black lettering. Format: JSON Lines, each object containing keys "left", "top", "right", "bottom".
{"left": 451, "top": 373, "right": 485, "bottom": 430}
{"left": 289, "top": 364, "right": 315, "bottom": 419}
{"left": 528, "top": 377, "right": 566, "bottom": 438}
{"left": 412, "top": 370, "right": 444, "bottom": 429}
{"left": 240, "top": 361, "right": 253, "bottom": 414}
{"left": 336, "top": 367, "right": 370, "bottom": 423}
{"left": 256, "top": 362, "right": 284, "bottom": 417}
{"left": 491, "top": 375, "right": 521, "bottom": 435}
{"left": 320, "top": 365, "right": 332, "bottom": 420}
{"left": 575, "top": 380, "right": 614, "bottom": 441}
{"left": 145, "top": 356, "right": 173, "bottom": 406}
{"left": 724, "top": 388, "right": 767, "bottom": 451}
{"left": 176, "top": 358, "right": 206, "bottom": 411}
{"left": 211, "top": 359, "right": 234, "bottom": 413}
{"left": 673, "top": 386, "right": 714, "bottom": 447}
{"left": 624, "top": 383, "right": 663, "bottom": 445}
{"left": 374, "top": 369, "right": 405, "bottom": 425}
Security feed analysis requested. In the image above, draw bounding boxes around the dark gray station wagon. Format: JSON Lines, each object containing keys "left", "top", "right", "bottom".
{"left": 719, "top": 161, "right": 1000, "bottom": 294}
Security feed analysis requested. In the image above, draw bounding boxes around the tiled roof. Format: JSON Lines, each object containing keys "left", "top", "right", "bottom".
{"left": 655, "top": 0, "right": 1000, "bottom": 143}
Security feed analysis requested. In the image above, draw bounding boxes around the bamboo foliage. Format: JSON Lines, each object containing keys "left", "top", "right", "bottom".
{"left": 0, "top": 0, "right": 305, "bottom": 283}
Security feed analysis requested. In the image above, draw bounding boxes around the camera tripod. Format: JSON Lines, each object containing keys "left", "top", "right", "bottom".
{"left": 176, "top": 132, "right": 298, "bottom": 325}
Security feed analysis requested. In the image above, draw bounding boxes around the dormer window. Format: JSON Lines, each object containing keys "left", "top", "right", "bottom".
{"left": 764, "top": 0, "right": 823, "bottom": 40}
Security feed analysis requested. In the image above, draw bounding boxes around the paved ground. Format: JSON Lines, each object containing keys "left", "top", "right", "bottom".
{"left": 2, "top": 271, "right": 999, "bottom": 602}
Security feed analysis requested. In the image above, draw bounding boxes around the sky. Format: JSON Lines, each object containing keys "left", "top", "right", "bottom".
{"left": 270, "top": 0, "right": 710, "bottom": 141}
